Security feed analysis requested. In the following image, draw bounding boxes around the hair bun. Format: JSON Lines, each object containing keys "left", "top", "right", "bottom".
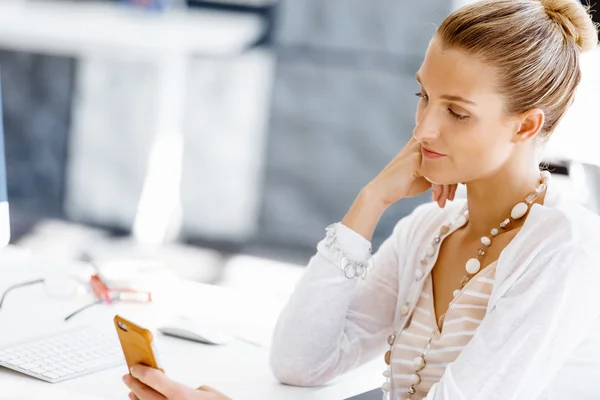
{"left": 541, "top": 0, "right": 598, "bottom": 52}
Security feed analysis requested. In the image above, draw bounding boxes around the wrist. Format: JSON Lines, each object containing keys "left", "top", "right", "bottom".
{"left": 341, "top": 187, "right": 388, "bottom": 242}
{"left": 360, "top": 184, "right": 392, "bottom": 212}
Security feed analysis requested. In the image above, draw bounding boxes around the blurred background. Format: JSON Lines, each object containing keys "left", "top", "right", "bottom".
{"left": 1, "top": 0, "right": 599, "bottom": 297}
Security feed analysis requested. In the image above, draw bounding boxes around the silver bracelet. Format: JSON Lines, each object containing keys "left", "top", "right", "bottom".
{"left": 324, "top": 223, "right": 374, "bottom": 280}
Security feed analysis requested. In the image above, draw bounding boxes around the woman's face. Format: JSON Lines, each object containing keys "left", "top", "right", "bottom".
{"left": 413, "top": 37, "right": 523, "bottom": 185}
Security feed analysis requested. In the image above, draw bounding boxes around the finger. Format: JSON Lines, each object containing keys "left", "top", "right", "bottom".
{"left": 123, "top": 375, "right": 165, "bottom": 400}
{"left": 439, "top": 184, "right": 450, "bottom": 208}
{"left": 431, "top": 184, "right": 442, "bottom": 202}
{"left": 130, "top": 366, "right": 181, "bottom": 398}
{"left": 129, "top": 393, "right": 139, "bottom": 400}
{"left": 197, "top": 385, "right": 227, "bottom": 395}
{"left": 197, "top": 385, "right": 218, "bottom": 393}
{"left": 449, "top": 184, "right": 458, "bottom": 201}
{"left": 197, "top": 386, "right": 231, "bottom": 400}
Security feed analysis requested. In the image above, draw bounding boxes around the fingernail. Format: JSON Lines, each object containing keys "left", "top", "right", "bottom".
{"left": 130, "top": 366, "right": 139, "bottom": 378}
{"left": 129, "top": 393, "right": 136, "bottom": 400}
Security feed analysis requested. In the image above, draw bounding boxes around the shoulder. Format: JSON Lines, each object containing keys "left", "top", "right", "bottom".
{"left": 522, "top": 200, "right": 600, "bottom": 254}
{"left": 495, "top": 202, "right": 600, "bottom": 308}
{"left": 495, "top": 199, "right": 600, "bottom": 286}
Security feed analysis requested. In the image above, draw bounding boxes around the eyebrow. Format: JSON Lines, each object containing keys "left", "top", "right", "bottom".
{"left": 415, "top": 73, "right": 477, "bottom": 106}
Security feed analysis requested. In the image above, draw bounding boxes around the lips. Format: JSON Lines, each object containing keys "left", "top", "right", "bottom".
{"left": 421, "top": 146, "right": 445, "bottom": 159}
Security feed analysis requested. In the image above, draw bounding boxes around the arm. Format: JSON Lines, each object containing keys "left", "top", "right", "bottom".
{"left": 268, "top": 187, "right": 420, "bottom": 387}
{"left": 269, "top": 137, "right": 455, "bottom": 387}
{"left": 268, "top": 199, "right": 439, "bottom": 386}
{"left": 425, "top": 246, "right": 600, "bottom": 400}
{"left": 268, "top": 218, "right": 403, "bottom": 387}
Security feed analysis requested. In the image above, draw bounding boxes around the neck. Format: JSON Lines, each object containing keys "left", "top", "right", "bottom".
{"left": 464, "top": 163, "right": 542, "bottom": 239}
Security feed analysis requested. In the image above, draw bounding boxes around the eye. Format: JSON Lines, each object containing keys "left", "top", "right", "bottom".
{"left": 448, "top": 108, "right": 469, "bottom": 121}
{"left": 415, "top": 92, "right": 429, "bottom": 101}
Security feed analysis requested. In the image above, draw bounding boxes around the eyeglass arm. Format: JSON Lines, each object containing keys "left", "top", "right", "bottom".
{"left": 63, "top": 295, "right": 120, "bottom": 322}
{"left": 0, "top": 279, "right": 45, "bottom": 310}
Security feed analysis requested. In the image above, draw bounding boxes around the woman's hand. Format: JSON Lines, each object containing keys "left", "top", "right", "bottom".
{"left": 366, "top": 137, "right": 457, "bottom": 208}
{"left": 123, "top": 365, "right": 230, "bottom": 400}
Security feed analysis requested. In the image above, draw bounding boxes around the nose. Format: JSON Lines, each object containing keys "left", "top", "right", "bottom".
{"left": 413, "top": 109, "right": 440, "bottom": 142}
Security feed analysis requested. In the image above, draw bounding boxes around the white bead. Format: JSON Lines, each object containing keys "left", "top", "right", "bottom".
{"left": 426, "top": 246, "right": 436, "bottom": 257}
{"left": 511, "top": 202, "right": 528, "bottom": 220}
{"left": 540, "top": 170, "right": 551, "bottom": 182}
{"left": 453, "top": 289, "right": 461, "bottom": 298}
{"left": 382, "top": 370, "right": 390, "bottom": 378}
{"left": 413, "top": 356, "right": 425, "bottom": 370}
{"left": 480, "top": 236, "right": 491, "bottom": 247}
{"left": 414, "top": 268, "right": 424, "bottom": 280}
{"left": 465, "top": 258, "right": 481, "bottom": 274}
{"left": 381, "top": 381, "right": 390, "bottom": 392}
{"left": 409, "top": 374, "right": 421, "bottom": 385}
{"left": 401, "top": 304, "right": 410, "bottom": 315}
{"left": 491, "top": 228, "right": 499, "bottom": 236}
{"left": 387, "top": 334, "right": 396, "bottom": 346}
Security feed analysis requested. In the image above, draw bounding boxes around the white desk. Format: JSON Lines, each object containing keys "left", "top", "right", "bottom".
{"left": 0, "top": 248, "right": 384, "bottom": 399}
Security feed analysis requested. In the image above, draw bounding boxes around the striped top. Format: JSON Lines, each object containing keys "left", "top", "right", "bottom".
{"left": 391, "top": 262, "right": 497, "bottom": 399}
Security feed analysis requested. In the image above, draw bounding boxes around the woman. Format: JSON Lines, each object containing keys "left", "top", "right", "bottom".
{"left": 122, "top": 0, "right": 600, "bottom": 399}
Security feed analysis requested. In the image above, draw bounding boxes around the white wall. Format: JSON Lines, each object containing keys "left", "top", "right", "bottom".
{"left": 543, "top": 47, "right": 600, "bottom": 167}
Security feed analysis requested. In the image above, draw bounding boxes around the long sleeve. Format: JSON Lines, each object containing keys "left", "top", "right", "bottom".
{"left": 268, "top": 219, "right": 407, "bottom": 387}
{"left": 425, "top": 245, "right": 600, "bottom": 400}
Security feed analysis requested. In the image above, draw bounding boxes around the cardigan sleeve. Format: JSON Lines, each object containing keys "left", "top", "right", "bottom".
{"left": 269, "top": 203, "right": 438, "bottom": 387}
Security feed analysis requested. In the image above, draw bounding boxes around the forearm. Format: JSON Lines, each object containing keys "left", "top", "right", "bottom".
{"left": 269, "top": 220, "right": 400, "bottom": 387}
{"left": 341, "top": 187, "right": 388, "bottom": 242}
{"left": 268, "top": 250, "right": 362, "bottom": 386}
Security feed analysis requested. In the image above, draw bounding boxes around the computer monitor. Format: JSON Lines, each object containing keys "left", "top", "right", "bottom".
{"left": 0, "top": 73, "right": 10, "bottom": 248}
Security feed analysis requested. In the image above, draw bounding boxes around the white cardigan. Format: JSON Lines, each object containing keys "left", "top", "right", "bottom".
{"left": 269, "top": 181, "right": 600, "bottom": 399}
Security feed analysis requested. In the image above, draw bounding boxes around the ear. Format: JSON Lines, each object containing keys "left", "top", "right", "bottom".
{"left": 512, "top": 108, "right": 545, "bottom": 144}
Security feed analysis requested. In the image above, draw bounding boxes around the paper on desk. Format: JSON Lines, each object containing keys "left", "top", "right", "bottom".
{"left": 0, "top": 378, "right": 108, "bottom": 400}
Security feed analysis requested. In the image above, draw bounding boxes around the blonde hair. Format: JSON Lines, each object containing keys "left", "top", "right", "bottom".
{"left": 437, "top": 0, "right": 598, "bottom": 138}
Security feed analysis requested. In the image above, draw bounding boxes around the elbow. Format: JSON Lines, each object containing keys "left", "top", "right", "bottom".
{"left": 268, "top": 343, "right": 334, "bottom": 387}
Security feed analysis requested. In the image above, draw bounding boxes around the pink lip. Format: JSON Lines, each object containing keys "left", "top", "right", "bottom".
{"left": 421, "top": 146, "right": 445, "bottom": 159}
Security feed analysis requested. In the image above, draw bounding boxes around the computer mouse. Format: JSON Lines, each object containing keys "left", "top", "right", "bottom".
{"left": 158, "top": 317, "right": 234, "bottom": 345}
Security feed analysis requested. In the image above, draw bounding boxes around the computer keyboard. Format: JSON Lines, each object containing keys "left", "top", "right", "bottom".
{"left": 0, "top": 325, "right": 125, "bottom": 383}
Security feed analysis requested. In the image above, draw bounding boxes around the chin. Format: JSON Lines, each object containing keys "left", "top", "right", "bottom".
{"left": 421, "top": 163, "right": 446, "bottom": 185}
{"left": 421, "top": 164, "right": 461, "bottom": 186}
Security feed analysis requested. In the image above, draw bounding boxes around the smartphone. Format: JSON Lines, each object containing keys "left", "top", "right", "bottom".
{"left": 114, "top": 314, "right": 164, "bottom": 373}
